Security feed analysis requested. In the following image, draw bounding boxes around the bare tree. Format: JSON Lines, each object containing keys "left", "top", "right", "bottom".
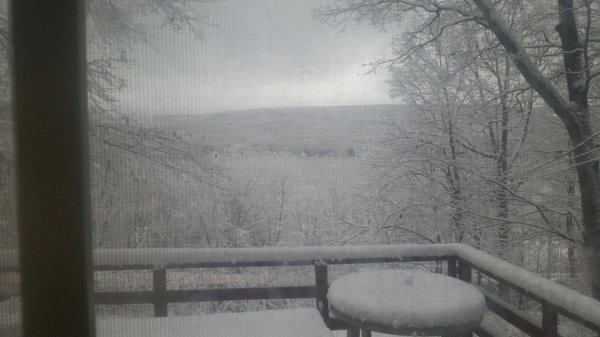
{"left": 319, "top": 0, "right": 600, "bottom": 298}
{"left": 0, "top": 1, "right": 219, "bottom": 248}
{"left": 380, "top": 76, "right": 469, "bottom": 243}
{"left": 379, "top": 24, "right": 554, "bottom": 258}
{"left": 86, "top": 0, "right": 207, "bottom": 114}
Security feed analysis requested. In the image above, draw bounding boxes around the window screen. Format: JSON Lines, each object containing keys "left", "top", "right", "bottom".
{"left": 4, "top": 1, "right": 600, "bottom": 337}
{"left": 0, "top": 1, "right": 18, "bottom": 335}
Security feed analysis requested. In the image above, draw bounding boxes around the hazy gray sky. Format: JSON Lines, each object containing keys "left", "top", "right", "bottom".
{"left": 117, "top": 0, "right": 395, "bottom": 114}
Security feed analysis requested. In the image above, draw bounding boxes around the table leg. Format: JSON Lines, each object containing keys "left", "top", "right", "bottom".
{"left": 361, "top": 328, "right": 371, "bottom": 337}
{"left": 346, "top": 326, "right": 360, "bottom": 337}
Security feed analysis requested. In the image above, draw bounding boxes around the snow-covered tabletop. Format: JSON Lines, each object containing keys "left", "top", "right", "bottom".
{"left": 328, "top": 270, "right": 486, "bottom": 336}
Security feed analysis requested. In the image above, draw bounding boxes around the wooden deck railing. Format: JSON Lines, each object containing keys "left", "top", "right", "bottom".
{"left": 1, "top": 244, "right": 599, "bottom": 336}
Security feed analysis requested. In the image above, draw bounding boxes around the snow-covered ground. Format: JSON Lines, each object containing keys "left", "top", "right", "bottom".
{"left": 97, "top": 308, "right": 332, "bottom": 337}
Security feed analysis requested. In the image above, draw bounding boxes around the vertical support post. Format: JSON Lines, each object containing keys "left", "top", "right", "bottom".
{"left": 542, "top": 304, "right": 558, "bottom": 337}
{"left": 456, "top": 259, "right": 474, "bottom": 337}
{"left": 448, "top": 258, "right": 458, "bottom": 278}
{"left": 12, "top": 0, "right": 94, "bottom": 337}
{"left": 361, "top": 328, "right": 372, "bottom": 337}
{"left": 458, "top": 259, "right": 472, "bottom": 283}
{"left": 315, "top": 263, "right": 329, "bottom": 325}
{"left": 153, "top": 268, "right": 168, "bottom": 317}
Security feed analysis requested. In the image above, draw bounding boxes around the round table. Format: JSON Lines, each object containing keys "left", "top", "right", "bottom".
{"left": 328, "top": 270, "right": 486, "bottom": 337}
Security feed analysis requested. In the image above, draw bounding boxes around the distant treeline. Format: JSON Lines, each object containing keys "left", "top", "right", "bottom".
{"left": 291, "top": 145, "right": 355, "bottom": 157}
{"left": 254, "top": 143, "right": 357, "bottom": 157}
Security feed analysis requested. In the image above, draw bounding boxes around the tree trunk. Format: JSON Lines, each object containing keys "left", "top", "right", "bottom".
{"left": 472, "top": 0, "right": 600, "bottom": 301}
{"left": 572, "top": 139, "right": 600, "bottom": 299}
{"left": 566, "top": 177, "right": 577, "bottom": 279}
{"left": 446, "top": 120, "right": 465, "bottom": 243}
{"left": 546, "top": 238, "right": 555, "bottom": 279}
{"left": 555, "top": 0, "right": 600, "bottom": 300}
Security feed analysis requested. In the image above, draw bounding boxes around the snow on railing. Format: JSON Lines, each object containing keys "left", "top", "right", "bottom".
{"left": 1, "top": 243, "right": 599, "bottom": 336}
{"left": 456, "top": 245, "right": 600, "bottom": 334}
{"left": 93, "top": 243, "right": 459, "bottom": 268}
{"left": 0, "top": 243, "right": 459, "bottom": 270}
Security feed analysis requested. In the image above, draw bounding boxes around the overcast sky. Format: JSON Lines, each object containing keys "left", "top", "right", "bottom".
{"left": 116, "top": 0, "right": 396, "bottom": 114}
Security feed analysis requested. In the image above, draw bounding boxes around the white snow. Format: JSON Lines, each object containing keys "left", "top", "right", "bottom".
{"left": 0, "top": 245, "right": 460, "bottom": 270}
{"left": 328, "top": 270, "right": 486, "bottom": 331}
{"left": 1, "top": 243, "right": 600, "bottom": 329}
{"left": 89, "top": 244, "right": 459, "bottom": 268}
{"left": 96, "top": 308, "right": 332, "bottom": 337}
{"left": 3, "top": 244, "right": 457, "bottom": 270}
{"left": 457, "top": 245, "right": 600, "bottom": 329}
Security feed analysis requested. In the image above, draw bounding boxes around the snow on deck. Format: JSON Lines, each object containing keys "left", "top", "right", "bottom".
{"left": 328, "top": 270, "right": 486, "bottom": 330}
{"left": 96, "top": 308, "right": 332, "bottom": 337}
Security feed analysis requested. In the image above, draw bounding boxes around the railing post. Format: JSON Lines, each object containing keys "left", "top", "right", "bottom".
{"left": 542, "top": 304, "right": 558, "bottom": 337}
{"left": 448, "top": 258, "right": 458, "bottom": 278}
{"left": 458, "top": 259, "right": 472, "bottom": 283}
{"left": 456, "top": 259, "right": 473, "bottom": 337}
{"left": 153, "top": 268, "right": 168, "bottom": 317}
{"left": 315, "top": 263, "right": 330, "bottom": 325}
